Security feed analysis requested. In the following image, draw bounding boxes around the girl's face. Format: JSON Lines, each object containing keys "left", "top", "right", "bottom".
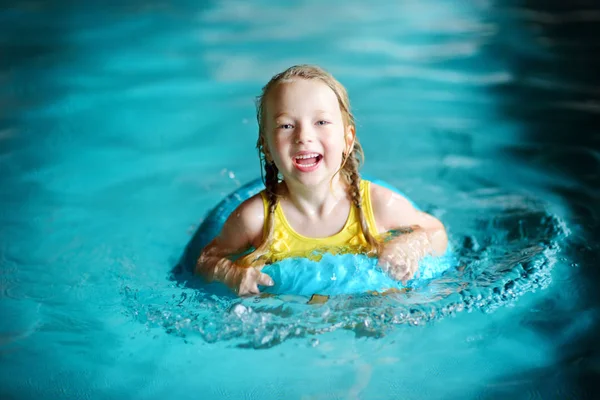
{"left": 263, "top": 79, "right": 354, "bottom": 188}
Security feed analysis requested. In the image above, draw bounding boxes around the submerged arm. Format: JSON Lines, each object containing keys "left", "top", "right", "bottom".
{"left": 370, "top": 183, "right": 448, "bottom": 282}
{"left": 196, "top": 195, "right": 273, "bottom": 295}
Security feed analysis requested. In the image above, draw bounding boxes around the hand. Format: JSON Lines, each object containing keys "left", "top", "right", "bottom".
{"left": 223, "top": 263, "right": 274, "bottom": 296}
{"left": 378, "top": 230, "right": 431, "bottom": 284}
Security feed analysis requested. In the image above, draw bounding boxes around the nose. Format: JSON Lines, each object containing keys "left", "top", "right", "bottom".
{"left": 294, "top": 122, "right": 315, "bottom": 144}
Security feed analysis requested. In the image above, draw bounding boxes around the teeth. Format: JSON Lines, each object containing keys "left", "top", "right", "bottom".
{"left": 295, "top": 153, "right": 320, "bottom": 160}
{"left": 300, "top": 162, "right": 317, "bottom": 167}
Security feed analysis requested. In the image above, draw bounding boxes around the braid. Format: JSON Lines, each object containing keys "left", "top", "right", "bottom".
{"left": 251, "top": 64, "right": 380, "bottom": 261}
{"left": 238, "top": 158, "right": 279, "bottom": 266}
{"left": 263, "top": 160, "right": 279, "bottom": 233}
{"left": 344, "top": 150, "right": 381, "bottom": 255}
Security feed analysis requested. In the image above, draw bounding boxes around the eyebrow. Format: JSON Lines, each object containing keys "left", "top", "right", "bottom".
{"left": 273, "top": 112, "right": 290, "bottom": 120}
{"left": 273, "top": 110, "right": 331, "bottom": 119}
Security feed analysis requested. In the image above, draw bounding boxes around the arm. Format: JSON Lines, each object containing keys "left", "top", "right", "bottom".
{"left": 196, "top": 194, "right": 274, "bottom": 295}
{"left": 370, "top": 183, "right": 448, "bottom": 283}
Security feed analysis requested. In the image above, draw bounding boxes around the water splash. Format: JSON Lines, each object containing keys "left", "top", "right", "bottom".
{"left": 121, "top": 189, "right": 569, "bottom": 348}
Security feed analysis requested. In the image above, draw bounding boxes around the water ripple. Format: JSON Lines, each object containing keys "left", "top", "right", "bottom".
{"left": 121, "top": 189, "right": 569, "bottom": 348}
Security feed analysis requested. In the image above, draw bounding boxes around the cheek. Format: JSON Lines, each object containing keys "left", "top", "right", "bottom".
{"left": 325, "top": 135, "right": 347, "bottom": 154}
{"left": 272, "top": 138, "right": 283, "bottom": 152}
{"left": 268, "top": 137, "right": 289, "bottom": 162}
{"left": 325, "top": 143, "right": 345, "bottom": 165}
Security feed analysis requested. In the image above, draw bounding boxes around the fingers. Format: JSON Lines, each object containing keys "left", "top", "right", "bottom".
{"left": 401, "top": 270, "right": 414, "bottom": 285}
{"left": 235, "top": 280, "right": 259, "bottom": 296}
{"left": 233, "top": 269, "right": 274, "bottom": 296}
{"left": 382, "top": 255, "right": 409, "bottom": 281}
{"left": 384, "top": 257, "right": 418, "bottom": 283}
{"left": 387, "top": 266, "right": 403, "bottom": 279}
{"left": 400, "top": 261, "right": 419, "bottom": 285}
{"left": 257, "top": 272, "right": 274, "bottom": 287}
{"left": 238, "top": 286, "right": 260, "bottom": 296}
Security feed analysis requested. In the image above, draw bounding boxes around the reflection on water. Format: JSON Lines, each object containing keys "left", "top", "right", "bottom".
{"left": 492, "top": 0, "right": 600, "bottom": 396}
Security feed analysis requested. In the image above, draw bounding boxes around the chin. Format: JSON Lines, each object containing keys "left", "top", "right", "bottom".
{"left": 293, "top": 172, "right": 336, "bottom": 188}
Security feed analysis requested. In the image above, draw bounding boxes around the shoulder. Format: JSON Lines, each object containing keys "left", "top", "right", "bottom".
{"left": 219, "top": 192, "right": 266, "bottom": 248}
{"left": 368, "top": 181, "right": 417, "bottom": 212}
{"left": 368, "top": 181, "right": 446, "bottom": 236}
{"left": 237, "top": 191, "right": 266, "bottom": 218}
{"left": 367, "top": 181, "right": 420, "bottom": 232}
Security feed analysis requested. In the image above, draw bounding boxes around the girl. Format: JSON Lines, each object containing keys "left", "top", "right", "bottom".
{"left": 196, "top": 65, "right": 448, "bottom": 296}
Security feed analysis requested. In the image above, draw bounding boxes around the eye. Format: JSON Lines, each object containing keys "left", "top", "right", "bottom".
{"left": 316, "top": 120, "right": 330, "bottom": 126}
{"left": 279, "top": 123, "right": 294, "bottom": 130}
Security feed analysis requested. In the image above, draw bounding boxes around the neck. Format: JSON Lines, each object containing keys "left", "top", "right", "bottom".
{"left": 282, "top": 175, "right": 349, "bottom": 220}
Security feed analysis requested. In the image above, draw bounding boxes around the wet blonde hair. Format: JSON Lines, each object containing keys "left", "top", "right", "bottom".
{"left": 241, "top": 65, "right": 380, "bottom": 265}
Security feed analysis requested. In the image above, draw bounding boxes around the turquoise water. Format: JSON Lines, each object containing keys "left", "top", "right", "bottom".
{"left": 1, "top": 1, "right": 598, "bottom": 399}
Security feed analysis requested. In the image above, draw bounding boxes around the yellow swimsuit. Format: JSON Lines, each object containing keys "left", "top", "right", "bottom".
{"left": 259, "top": 180, "right": 379, "bottom": 263}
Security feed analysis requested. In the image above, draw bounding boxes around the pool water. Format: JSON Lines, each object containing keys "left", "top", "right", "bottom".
{"left": 1, "top": 1, "right": 598, "bottom": 399}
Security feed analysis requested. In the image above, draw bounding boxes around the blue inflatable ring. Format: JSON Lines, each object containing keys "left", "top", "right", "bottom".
{"left": 196, "top": 177, "right": 454, "bottom": 296}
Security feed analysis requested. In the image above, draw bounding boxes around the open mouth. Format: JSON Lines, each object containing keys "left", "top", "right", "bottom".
{"left": 293, "top": 152, "right": 323, "bottom": 172}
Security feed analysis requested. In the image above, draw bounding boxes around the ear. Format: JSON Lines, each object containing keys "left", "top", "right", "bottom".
{"left": 344, "top": 125, "right": 356, "bottom": 154}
